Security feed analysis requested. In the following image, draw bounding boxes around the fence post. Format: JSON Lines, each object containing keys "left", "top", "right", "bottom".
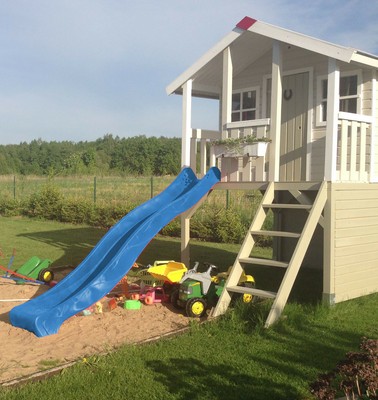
{"left": 226, "top": 190, "right": 230, "bottom": 209}
{"left": 93, "top": 176, "right": 97, "bottom": 204}
{"left": 150, "top": 176, "right": 154, "bottom": 199}
{"left": 13, "top": 176, "right": 16, "bottom": 200}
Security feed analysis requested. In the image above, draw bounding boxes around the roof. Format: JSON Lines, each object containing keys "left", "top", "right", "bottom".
{"left": 166, "top": 16, "right": 378, "bottom": 98}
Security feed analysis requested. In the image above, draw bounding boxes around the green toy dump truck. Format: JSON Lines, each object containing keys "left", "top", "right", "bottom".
{"left": 174, "top": 263, "right": 255, "bottom": 318}
{"left": 16, "top": 256, "right": 54, "bottom": 283}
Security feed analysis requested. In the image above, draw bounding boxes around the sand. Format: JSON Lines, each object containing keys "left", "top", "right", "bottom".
{"left": 0, "top": 272, "right": 190, "bottom": 385}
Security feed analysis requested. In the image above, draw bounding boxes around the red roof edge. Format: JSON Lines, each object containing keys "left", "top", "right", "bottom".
{"left": 236, "top": 16, "right": 257, "bottom": 30}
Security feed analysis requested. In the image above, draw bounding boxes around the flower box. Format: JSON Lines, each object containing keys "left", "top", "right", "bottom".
{"left": 243, "top": 142, "right": 269, "bottom": 157}
{"left": 213, "top": 141, "right": 269, "bottom": 158}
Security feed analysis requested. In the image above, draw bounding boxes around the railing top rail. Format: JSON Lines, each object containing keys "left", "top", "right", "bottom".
{"left": 338, "top": 112, "right": 374, "bottom": 124}
{"left": 225, "top": 118, "right": 271, "bottom": 130}
{"left": 191, "top": 129, "right": 221, "bottom": 140}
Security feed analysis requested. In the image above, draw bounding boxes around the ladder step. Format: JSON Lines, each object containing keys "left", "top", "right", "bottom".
{"left": 227, "top": 285, "right": 277, "bottom": 299}
{"left": 250, "top": 230, "right": 301, "bottom": 238}
{"left": 239, "top": 257, "right": 289, "bottom": 268}
{"left": 262, "top": 203, "right": 312, "bottom": 210}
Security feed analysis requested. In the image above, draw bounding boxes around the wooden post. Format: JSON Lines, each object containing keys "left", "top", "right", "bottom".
{"left": 322, "top": 182, "right": 335, "bottom": 305}
{"left": 324, "top": 58, "right": 339, "bottom": 182}
{"left": 181, "top": 214, "right": 190, "bottom": 267}
{"left": 269, "top": 40, "right": 282, "bottom": 182}
{"left": 182, "top": 80, "right": 192, "bottom": 168}
{"left": 200, "top": 138, "right": 207, "bottom": 177}
{"left": 370, "top": 70, "right": 377, "bottom": 182}
{"left": 181, "top": 80, "right": 192, "bottom": 264}
{"left": 222, "top": 47, "right": 232, "bottom": 139}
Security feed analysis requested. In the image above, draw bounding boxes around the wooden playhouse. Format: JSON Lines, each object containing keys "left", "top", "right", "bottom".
{"left": 166, "top": 16, "right": 378, "bottom": 326}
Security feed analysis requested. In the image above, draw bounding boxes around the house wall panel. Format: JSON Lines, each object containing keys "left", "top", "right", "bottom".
{"left": 335, "top": 240, "right": 378, "bottom": 257}
{"left": 336, "top": 225, "right": 378, "bottom": 238}
{"left": 337, "top": 207, "right": 378, "bottom": 219}
{"left": 335, "top": 281, "right": 377, "bottom": 303}
{"left": 329, "top": 183, "right": 378, "bottom": 303}
{"left": 334, "top": 260, "right": 377, "bottom": 278}
{"left": 336, "top": 233, "right": 378, "bottom": 248}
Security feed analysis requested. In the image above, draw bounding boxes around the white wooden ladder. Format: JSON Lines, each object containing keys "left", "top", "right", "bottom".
{"left": 212, "top": 181, "right": 327, "bottom": 327}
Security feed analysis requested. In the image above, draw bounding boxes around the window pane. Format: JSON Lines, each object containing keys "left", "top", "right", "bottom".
{"left": 243, "top": 90, "right": 256, "bottom": 109}
{"left": 340, "top": 98, "right": 357, "bottom": 113}
{"left": 266, "top": 79, "right": 272, "bottom": 118}
{"left": 232, "top": 93, "right": 241, "bottom": 111}
{"left": 242, "top": 110, "right": 255, "bottom": 121}
{"left": 231, "top": 112, "right": 240, "bottom": 122}
{"left": 322, "top": 100, "right": 327, "bottom": 121}
{"left": 340, "top": 75, "right": 357, "bottom": 97}
{"left": 322, "top": 80, "right": 328, "bottom": 99}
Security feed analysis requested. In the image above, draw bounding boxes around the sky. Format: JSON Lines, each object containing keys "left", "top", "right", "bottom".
{"left": 0, "top": 0, "right": 377, "bottom": 145}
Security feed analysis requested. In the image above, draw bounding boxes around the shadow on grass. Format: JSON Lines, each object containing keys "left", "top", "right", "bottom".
{"left": 17, "top": 226, "right": 322, "bottom": 305}
{"left": 146, "top": 356, "right": 300, "bottom": 400}
{"left": 17, "top": 227, "right": 105, "bottom": 268}
{"left": 143, "top": 306, "right": 367, "bottom": 400}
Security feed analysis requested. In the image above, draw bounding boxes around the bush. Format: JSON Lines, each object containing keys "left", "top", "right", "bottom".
{"left": 60, "top": 200, "right": 94, "bottom": 224}
{"left": 0, "top": 198, "right": 24, "bottom": 216}
{"left": 91, "top": 205, "right": 132, "bottom": 228}
{"left": 26, "top": 183, "right": 63, "bottom": 220}
{"left": 190, "top": 205, "right": 246, "bottom": 244}
{"left": 160, "top": 218, "right": 181, "bottom": 237}
{"left": 0, "top": 189, "right": 272, "bottom": 246}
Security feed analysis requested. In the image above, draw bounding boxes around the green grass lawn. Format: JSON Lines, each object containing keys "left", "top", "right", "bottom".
{"left": 0, "top": 217, "right": 376, "bottom": 400}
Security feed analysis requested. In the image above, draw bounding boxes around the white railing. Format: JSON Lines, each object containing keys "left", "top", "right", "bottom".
{"left": 191, "top": 119, "right": 270, "bottom": 182}
{"left": 336, "top": 112, "right": 373, "bottom": 182}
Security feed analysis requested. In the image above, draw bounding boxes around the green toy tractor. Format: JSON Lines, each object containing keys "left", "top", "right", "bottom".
{"left": 174, "top": 262, "right": 255, "bottom": 318}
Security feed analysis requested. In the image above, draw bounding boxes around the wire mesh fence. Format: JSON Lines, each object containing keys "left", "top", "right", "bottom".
{"left": 0, "top": 175, "right": 263, "bottom": 218}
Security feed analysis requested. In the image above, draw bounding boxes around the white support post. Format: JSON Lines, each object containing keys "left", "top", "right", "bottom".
{"left": 182, "top": 79, "right": 192, "bottom": 168}
{"left": 181, "top": 79, "right": 192, "bottom": 265}
{"left": 190, "top": 137, "right": 197, "bottom": 173}
{"left": 324, "top": 58, "right": 339, "bottom": 181}
{"left": 180, "top": 214, "right": 190, "bottom": 267}
{"left": 222, "top": 47, "right": 233, "bottom": 139}
{"left": 268, "top": 40, "right": 282, "bottom": 182}
{"left": 209, "top": 145, "right": 216, "bottom": 167}
{"left": 200, "top": 139, "right": 207, "bottom": 177}
{"left": 370, "top": 69, "right": 377, "bottom": 182}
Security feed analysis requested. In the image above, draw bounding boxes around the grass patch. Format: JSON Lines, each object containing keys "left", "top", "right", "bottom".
{"left": 0, "top": 295, "right": 377, "bottom": 400}
{"left": 0, "top": 217, "right": 375, "bottom": 399}
{"left": 37, "top": 360, "right": 62, "bottom": 370}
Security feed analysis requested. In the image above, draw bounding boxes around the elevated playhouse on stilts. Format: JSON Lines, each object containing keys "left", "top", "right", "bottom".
{"left": 167, "top": 17, "right": 378, "bottom": 326}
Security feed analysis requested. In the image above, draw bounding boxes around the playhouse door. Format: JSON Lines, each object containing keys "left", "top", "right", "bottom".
{"left": 279, "top": 72, "right": 309, "bottom": 181}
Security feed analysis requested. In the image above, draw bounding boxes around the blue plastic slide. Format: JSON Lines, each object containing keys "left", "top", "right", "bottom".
{"left": 10, "top": 167, "right": 220, "bottom": 337}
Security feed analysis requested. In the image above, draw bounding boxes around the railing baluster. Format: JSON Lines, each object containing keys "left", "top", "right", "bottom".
{"left": 350, "top": 121, "right": 358, "bottom": 180}
{"left": 340, "top": 119, "right": 349, "bottom": 181}
{"left": 359, "top": 122, "right": 367, "bottom": 181}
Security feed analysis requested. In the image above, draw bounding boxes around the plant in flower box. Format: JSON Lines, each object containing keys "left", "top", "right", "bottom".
{"left": 212, "top": 135, "right": 270, "bottom": 158}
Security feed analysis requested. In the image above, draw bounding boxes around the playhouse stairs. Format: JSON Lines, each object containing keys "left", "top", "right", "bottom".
{"left": 211, "top": 181, "right": 327, "bottom": 327}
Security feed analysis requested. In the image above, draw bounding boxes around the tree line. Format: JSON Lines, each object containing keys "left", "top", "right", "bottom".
{"left": 0, "top": 134, "right": 181, "bottom": 176}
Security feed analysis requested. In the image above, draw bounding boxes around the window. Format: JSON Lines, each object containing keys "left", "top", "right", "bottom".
{"left": 317, "top": 72, "right": 361, "bottom": 124}
{"left": 231, "top": 88, "right": 258, "bottom": 122}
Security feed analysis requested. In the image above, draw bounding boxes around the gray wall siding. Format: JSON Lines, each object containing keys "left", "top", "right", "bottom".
{"left": 232, "top": 47, "right": 376, "bottom": 181}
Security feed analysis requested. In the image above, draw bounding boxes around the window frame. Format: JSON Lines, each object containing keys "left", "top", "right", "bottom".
{"left": 231, "top": 86, "right": 260, "bottom": 122}
{"left": 316, "top": 70, "right": 362, "bottom": 126}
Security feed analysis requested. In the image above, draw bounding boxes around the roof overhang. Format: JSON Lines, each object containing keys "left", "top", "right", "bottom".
{"left": 166, "top": 16, "right": 378, "bottom": 98}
